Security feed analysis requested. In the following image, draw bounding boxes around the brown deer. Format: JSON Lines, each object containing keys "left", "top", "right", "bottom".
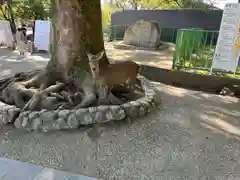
{"left": 87, "top": 51, "right": 141, "bottom": 98}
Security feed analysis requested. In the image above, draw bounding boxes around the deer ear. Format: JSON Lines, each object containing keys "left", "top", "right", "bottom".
{"left": 96, "top": 51, "right": 105, "bottom": 60}
{"left": 86, "top": 52, "right": 93, "bottom": 60}
{"left": 99, "top": 51, "right": 105, "bottom": 58}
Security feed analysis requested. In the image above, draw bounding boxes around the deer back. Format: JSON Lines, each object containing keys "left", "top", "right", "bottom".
{"left": 102, "top": 62, "right": 139, "bottom": 85}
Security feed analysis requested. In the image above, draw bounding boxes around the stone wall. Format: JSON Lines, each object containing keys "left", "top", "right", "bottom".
{"left": 0, "top": 102, "right": 20, "bottom": 125}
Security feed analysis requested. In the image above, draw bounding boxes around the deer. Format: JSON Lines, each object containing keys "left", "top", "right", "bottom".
{"left": 87, "top": 51, "right": 141, "bottom": 98}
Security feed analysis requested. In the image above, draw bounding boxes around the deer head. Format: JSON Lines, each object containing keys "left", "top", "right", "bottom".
{"left": 87, "top": 51, "right": 105, "bottom": 78}
{"left": 87, "top": 51, "right": 105, "bottom": 62}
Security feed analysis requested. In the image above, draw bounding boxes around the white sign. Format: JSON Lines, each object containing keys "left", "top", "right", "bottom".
{"left": 212, "top": 3, "right": 240, "bottom": 73}
{"left": 0, "top": 20, "right": 13, "bottom": 46}
{"left": 34, "top": 20, "right": 51, "bottom": 51}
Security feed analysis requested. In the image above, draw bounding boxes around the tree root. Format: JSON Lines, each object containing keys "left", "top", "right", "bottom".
{"left": 21, "top": 82, "right": 65, "bottom": 111}
{"left": 0, "top": 69, "right": 145, "bottom": 111}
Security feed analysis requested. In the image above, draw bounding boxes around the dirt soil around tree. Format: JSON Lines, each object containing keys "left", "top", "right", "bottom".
{"left": 1, "top": 47, "right": 240, "bottom": 179}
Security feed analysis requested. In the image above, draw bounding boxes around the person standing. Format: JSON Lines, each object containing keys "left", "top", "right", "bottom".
{"left": 16, "top": 28, "right": 26, "bottom": 55}
{"left": 21, "top": 24, "right": 27, "bottom": 44}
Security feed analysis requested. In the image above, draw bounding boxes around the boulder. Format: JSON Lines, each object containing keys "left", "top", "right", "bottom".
{"left": 123, "top": 19, "right": 161, "bottom": 48}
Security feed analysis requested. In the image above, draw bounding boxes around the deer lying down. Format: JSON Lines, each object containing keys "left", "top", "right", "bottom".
{"left": 87, "top": 51, "right": 141, "bottom": 96}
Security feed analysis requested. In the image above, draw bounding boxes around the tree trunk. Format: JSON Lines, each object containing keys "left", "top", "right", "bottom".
{"left": 7, "top": 0, "right": 16, "bottom": 34}
{"left": 133, "top": 3, "right": 138, "bottom": 10}
{"left": 0, "top": 0, "right": 124, "bottom": 111}
{"left": 48, "top": 0, "right": 108, "bottom": 83}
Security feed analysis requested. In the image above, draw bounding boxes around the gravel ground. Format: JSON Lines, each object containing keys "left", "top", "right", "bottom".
{"left": 0, "top": 48, "right": 240, "bottom": 179}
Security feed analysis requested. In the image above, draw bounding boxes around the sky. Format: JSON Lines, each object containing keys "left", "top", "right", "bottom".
{"left": 101, "top": 0, "right": 239, "bottom": 9}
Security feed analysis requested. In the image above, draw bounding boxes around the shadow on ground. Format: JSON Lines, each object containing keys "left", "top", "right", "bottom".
{"left": 0, "top": 82, "right": 240, "bottom": 179}
{"left": 105, "top": 42, "right": 174, "bottom": 69}
{"left": 0, "top": 48, "right": 49, "bottom": 79}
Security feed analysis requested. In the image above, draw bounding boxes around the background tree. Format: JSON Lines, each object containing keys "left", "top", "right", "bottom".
{"left": 14, "top": 0, "right": 51, "bottom": 21}
{"left": 108, "top": 0, "right": 218, "bottom": 11}
{"left": 102, "top": 6, "right": 111, "bottom": 26}
{"left": 0, "top": 0, "right": 16, "bottom": 34}
{"left": 164, "top": 0, "right": 217, "bottom": 9}
{"left": 108, "top": 0, "right": 177, "bottom": 11}
{"left": 108, "top": 0, "right": 129, "bottom": 12}
{"left": 136, "top": 0, "right": 177, "bottom": 10}
{"left": 14, "top": 0, "right": 51, "bottom": 40}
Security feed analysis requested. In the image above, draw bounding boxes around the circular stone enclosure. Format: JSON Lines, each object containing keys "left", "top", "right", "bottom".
{"left": 0, "top": 76, "right": 157, "bottom": 132}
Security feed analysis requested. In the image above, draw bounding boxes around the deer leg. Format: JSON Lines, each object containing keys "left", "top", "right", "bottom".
{"left": 98, "top": 85, "right": 110, "bottom": 99}
{"left": 125, "top": 79, "right": 135, "bottom": 92}
{"left": 103, "top": 85, "right": 110, "bottom": 99}
{"left": 98, "top": 85, "right": 111, "bottom": 105}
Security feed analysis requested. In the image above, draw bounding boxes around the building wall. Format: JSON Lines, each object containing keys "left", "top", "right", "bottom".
{"left": 109, "top": 10, "right": 223, "bottom": 42}
{"left": 111, "top": 10, "right": 223, "bottom": 30}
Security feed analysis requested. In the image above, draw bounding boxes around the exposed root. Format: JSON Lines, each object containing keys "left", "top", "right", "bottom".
{"left": 220, "top": 85, "right": 240, "bottom": 98}
{"left": 21, "top": 82, "right": 65, "bottom": 111}
{"left": 50, "top": 92, "right": 65, "bottom": 100}
{"left": 0, "top": 70, "right": 145, "bottom": 112}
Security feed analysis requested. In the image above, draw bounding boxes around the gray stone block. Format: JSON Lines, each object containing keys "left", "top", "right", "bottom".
{"left": 65, "top": 175, "right": 97, "bottom": 180}
{"left": 32, "top": 168, "right": 69, "bottom": 180}
{"left": 0, "top": 158, "right": 42, "bottom": 180}
{"left": 0, "top": 161, "right": 9, "bottom": 178}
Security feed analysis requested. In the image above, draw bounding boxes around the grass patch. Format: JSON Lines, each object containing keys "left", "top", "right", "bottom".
{"left": 175, "top": 45, "right": 240, "bottom": 79}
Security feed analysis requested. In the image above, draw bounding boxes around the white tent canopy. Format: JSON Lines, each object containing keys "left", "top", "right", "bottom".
{"left": 0, "top": 20, "right": 13, "bottom": 47}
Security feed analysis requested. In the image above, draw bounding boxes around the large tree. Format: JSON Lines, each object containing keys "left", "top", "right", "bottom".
{"left": 0, "top": 0, "right": 126, "bottom": 111}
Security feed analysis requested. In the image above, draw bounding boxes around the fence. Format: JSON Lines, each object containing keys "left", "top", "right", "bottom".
{"left": 172, "top": 29, "right": 240, "bottom": 77}
{"left": 103, "top": 25, "right": 240, "bottom": 78}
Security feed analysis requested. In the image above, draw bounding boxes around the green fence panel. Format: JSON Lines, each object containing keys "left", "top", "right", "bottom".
{"left": 160, "top": 28, "right": 178, "bottom": 43}
{"left": 109, "top": 25, "right": 128, "bottom": 41}
{"left": 173, "top": 28, "right": 204, "bottom": 70}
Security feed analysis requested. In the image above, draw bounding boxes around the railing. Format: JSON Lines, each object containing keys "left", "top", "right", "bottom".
{"left": 172, "top": 28, "right": 240, "bottom": 78}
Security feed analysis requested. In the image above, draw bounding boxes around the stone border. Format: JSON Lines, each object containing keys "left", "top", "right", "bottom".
{"left": 139, "top": 65, "right": 240, "bottom": 94}
{"left": 0, "top": 76, "right": 157, "bottom": 132}
{"left": 0, "top": 102, "right": 20, "bottom": 125}
{"left": 112, "top": 41, "right": 175, "bottom": 51}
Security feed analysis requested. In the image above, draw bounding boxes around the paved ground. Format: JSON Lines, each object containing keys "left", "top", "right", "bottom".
{"left": 105, "top": 42, "right": 174, "bottom": 69}
{"left": 0, "top": 47, "right": 240, "bottom": 179}
{"left": 0, "top": 42, "right": 173, "bottom": 79}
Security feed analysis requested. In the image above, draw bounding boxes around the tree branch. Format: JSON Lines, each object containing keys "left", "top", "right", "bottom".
{"left": 172, "top": 0, "right": 184, "bottom": 8}
{"left": 116, "top": 2, "right": 125, "bottom": 11}
{"left": 0, "top": 5, "right": 9, "bottom": 20}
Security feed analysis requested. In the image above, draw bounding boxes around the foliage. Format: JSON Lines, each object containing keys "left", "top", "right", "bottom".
{"left": 108, "top": 0, "right": 217, "bottom": 12}
{"left": 139, "top": 0, "right": 177, "bottom": 9}
{"left": 0, "top": 0, "right": 16, "bottom": 33}
{"left": 14, "top": 0, "right": 51, "bottom": 21}
{"left": 102, "top": 6, "right": 111, "bottom": 25}
{"left": 0, "top": 3, "right": 7, "bottom": 20}
{"left": 164, "top": 0, "right": 216, "bottom": 9}
{"left": 108, "top": 0, "right": 128, "bottom": 12}
{"left": 108, "top": 0, "right": 179, "bottom": 11}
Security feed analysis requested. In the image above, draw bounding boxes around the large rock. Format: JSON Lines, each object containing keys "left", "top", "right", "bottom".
{"left": 123, "top": 19, "right": 161, "bottom": 48}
